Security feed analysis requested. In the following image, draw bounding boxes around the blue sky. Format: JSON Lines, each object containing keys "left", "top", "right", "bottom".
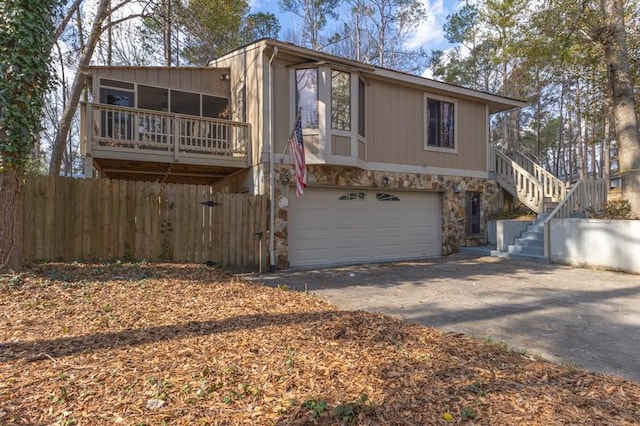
{"left": 248, "top": 0, "right": 457, "bottom": 53}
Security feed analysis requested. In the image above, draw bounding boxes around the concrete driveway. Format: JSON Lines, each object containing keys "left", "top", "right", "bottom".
{"left": 254, "top": 253, "right": 640, "bottom": 383}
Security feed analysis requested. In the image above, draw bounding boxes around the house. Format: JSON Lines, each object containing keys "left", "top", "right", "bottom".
{"left": 80, "top": 39, "right": 526, "bottom": 270}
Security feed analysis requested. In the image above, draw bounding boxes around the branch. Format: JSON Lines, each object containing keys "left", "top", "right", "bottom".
{"left": 110, "top": 0, "right": 156, "bottom": 15}
{"left": 101, "top": 13, "right": 150, "bottom": 33}
{"left": 54, "top": 0, "right": 83, "bottom": 41}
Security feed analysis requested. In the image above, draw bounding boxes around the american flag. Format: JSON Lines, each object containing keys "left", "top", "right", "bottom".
{"left": 289, "top": 114, "right": 307, "bottom": 197}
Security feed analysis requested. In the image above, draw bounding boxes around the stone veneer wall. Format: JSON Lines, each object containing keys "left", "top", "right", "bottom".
{"left": 272, "top": 164, "right": 501, "bottom": 269}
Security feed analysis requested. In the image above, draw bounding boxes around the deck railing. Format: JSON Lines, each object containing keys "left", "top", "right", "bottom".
{"left": 82, "top": 102, "right": 250, "bottom": 159}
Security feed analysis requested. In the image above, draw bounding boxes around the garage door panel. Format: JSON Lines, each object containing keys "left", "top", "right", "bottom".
{"left": 288, "top": 189, "right": 441, "bottom": 267}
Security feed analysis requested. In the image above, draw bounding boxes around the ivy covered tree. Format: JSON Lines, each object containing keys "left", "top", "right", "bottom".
{"left": 0, "top": 0, "right": 59, "bottom": 272}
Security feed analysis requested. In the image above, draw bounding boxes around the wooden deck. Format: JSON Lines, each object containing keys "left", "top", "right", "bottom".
{"left": 81, "top": 103, "right": 251, "bottom": 183}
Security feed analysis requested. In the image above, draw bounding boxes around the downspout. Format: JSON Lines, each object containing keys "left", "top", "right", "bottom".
{"left": 268, "top": 46, "right": 279, "bottom": 272}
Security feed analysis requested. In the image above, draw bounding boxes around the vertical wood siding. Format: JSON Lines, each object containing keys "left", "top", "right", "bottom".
{"left": 212, "top": 47, "right": 265, "bottom": 166}
{"left": 366, "top": 79, "right": 487, "bottom": 171}
{"left": 22, "top": 176, "right": 268, "bottom": 272}
{"left": 92, "top": 67, "right": 230, "bottom": 98}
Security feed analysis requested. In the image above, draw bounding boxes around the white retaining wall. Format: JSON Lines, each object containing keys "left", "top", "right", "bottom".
{"left": 549, "top": 219, "right": 640, "bottom": 274}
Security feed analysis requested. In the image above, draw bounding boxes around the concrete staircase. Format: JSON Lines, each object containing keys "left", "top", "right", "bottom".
{"left": 489, "top": 214, "right": 550, "bottom": 262}
{"left": 505, "top": 213, "right": 548, "bottom": 261}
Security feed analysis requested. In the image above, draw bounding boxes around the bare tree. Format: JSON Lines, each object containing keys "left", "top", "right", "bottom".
{"left": 49, "top": 0, "right": 152, "bottom": 176}
{"left": 279, "top": 0, "right": 341, "bottom": 50}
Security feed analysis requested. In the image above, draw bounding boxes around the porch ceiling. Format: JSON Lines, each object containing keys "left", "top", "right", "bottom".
{"left": 94, "top": 158, "right": 241, "bottom": 185}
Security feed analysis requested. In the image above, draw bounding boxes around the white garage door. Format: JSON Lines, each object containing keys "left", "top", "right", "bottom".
{"left": 287, "top": 188, "right": 441, "bottom": 267}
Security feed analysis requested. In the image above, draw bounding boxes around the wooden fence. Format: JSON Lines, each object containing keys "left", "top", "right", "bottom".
{"left": 22, "top": 176, "right": 268, "bottom": 271}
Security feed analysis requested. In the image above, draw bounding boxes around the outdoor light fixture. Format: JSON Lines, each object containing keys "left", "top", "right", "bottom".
{"left": 280, "top": 173, "right": 290, "bottom": 185}
{"left": 381, "top": 176, "right": 390, "bottom": 185}
{"left": 219, "top": 73, "right": 230, "bottom": 80}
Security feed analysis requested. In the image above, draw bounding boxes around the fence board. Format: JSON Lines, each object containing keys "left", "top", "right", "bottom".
{"left": 92, "top": 179, "right": 103, "bottom": 259}
{"left": 134, "top": 181, "right": 144, "bottom": 259}
{"left": 21, "top": 176, "right": 267, "bottom": 271}
{"left": 229, "top": 195, "right": 238, "bottom": 267}
{"left": 102, "top": 179, "right": 113, "bottom": 259}
{"left": 211, "top": 192, "right": 222, "bottom": 265}
{"left": 187, "top": 184, "right": 197, "bottom": 262}
{"left": 82, "top": 179, "right": 93, "bottom": 259}
{"left": 222, "top": 193, "right": 231, "bottom": 267}
{"left": 22, "top": 178, "right": 35, "bottom": 261}
{"left": 43, "top": 177, "right": 56, "bottom": 260}
{"left": 33, "top": 177, "right": 46, "bottom": 260}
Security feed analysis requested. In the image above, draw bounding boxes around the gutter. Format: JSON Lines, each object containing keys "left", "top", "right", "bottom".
{"left": 268, "top": 46, "right": 279, "bottom": 272}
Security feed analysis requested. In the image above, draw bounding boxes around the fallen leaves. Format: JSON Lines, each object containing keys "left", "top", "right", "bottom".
{"left": 0, "top": 262, "right": 639, "bottom": 425}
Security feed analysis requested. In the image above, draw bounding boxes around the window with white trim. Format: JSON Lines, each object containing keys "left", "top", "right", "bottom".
{"left": 425, "top": 97, "right": 455, "bottom": 150}
{"left": 331, "top": 70, "right": 351, "bottom": 131}
{"left": 358, "top": 78, "right": 365, "bottom": 137}
{"left": 295, "top": 68, "right": 319, "bottom": 129}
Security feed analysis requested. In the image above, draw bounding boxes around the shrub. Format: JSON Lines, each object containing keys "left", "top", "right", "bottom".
{"left": 604, "top": 200, "right": 632, "bottom": 220}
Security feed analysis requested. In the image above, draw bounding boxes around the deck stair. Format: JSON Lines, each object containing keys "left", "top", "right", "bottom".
{"left": 495, "top": 149, "right": 568, "bottom": 214}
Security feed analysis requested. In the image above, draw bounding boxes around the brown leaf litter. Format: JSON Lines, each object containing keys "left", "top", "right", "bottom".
{"left": 1, "top": 262, "right": 639, "bottom": 425}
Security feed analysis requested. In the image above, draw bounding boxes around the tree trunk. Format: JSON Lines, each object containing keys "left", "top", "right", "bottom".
{"left": 163, "top": 0, "right": 172, "bottom": 66}
{"left": 590, "top": 115, "right": 597, "bottom": 177}
{"left": 555, "top": 81, "right": 565, "bottom": 177}
{"left": 601, "top": 0, "right": 640, "bottom": 215}
{"left": 575, "top": 79, "right": 587, "bottom": 180}
{"left": 0, "top": 168, "right": 23, "bottom": 273}
{"left": 48, "top": 0, "right": 111, "bottom": 176}
{"left": 604, "top": 111, "right": 611, "bottom": 182}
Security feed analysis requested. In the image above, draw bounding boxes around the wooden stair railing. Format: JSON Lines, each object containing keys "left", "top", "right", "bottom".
{"left": 495, "top": 150, "right": 544, "bottom": 213}
{"left": 511, "top": 150, "right": 568, "bottom": 202}
{"left": 542, "top": 179, "right": 608, "bottom": 256}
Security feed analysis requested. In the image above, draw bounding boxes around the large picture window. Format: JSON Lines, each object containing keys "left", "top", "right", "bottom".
{"left": 296, "top": 68, "right": 319, "bottom": 129}
{"left": 425, "top": 97, "right": 455, "bottom": 149}
{"left": 331, "top": 70, "right": 351, "bottom": 130}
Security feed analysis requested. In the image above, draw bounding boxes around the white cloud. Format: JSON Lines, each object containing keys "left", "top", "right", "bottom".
{"left": 405, "top": 0, "right": 449, "bottom": 50}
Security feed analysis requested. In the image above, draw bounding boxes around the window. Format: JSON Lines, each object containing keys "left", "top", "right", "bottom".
{"left": 358, "top": 78, "right": 365, "bottom": 137}
{"left": 138, "top": 85, "right": 167, "bottom": 111}
{"left": 202, "top": 95, "right": 229, "bottom": 119}
{"left": 376, "top": 193, "right": 400, "bottom": 201}
{"left": 465, "top": 192, "right": 481, "bottom": 235}
{"left": 331, "top": 70, "right": 351, "bottom": 130}
{"left": 171, "top": 90, "right": 200, "bottom": 116}
{"left": 425, "top": 97, "right": 455, "bottom": 149}
{"left": 296, "top": 68, "right": 319, "bottom": 129}
{"left": 339, "top": 192, "right": 365, "bottom": 200}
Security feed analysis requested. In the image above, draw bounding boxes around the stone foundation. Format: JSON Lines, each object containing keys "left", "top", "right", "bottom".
{"left": 273, "top": 164, "right": 501, "bottom": 269}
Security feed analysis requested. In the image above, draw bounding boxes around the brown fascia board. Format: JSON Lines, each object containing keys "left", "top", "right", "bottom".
{"left": 217, "top": 38, "right": 526, "bottom": 114}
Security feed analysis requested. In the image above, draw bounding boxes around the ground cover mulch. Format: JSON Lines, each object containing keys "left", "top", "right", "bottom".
{"left": 1, "top": 262, "right": 639, "bottom": 425}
